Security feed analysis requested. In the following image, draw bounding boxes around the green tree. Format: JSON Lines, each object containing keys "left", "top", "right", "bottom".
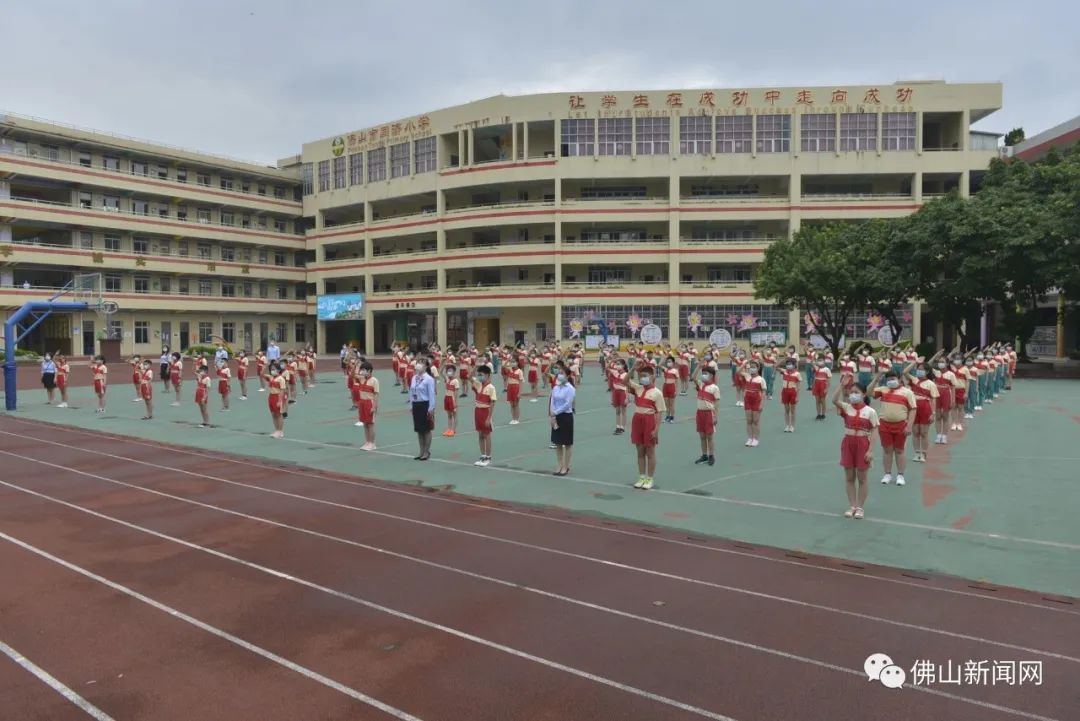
{"left": 1003, "top": 128, "right": 1025, "bottom": 147}
{"left": 859, "top": 217, "right": 920, "bottom": 342}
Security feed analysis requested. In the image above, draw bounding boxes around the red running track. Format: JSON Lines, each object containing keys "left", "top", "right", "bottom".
{"left": 0, "top": 414, "right": 1076, "bottom": 721}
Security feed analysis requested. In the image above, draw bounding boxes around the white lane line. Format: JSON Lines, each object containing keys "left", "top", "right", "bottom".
{"left": 1, "top": 452, "right": 1075, "bottom": 666}
{"left": 0, "top": 489, "right": 738, "bottom": 721}
{"left": 0, "top": 482, "right": 1062, "bottom": 721}
{"left": 0, "top": 539, "right": 425, "bottom": 721}
{"left": 0, "top": 640, "right": 116, "bottom": 721}
{"left": 3, "top": 418, "right": 1076, "bottom": 616}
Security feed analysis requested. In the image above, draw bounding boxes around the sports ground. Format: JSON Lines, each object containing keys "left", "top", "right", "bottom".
{"left": 0, "top": 367, "right": 1077, "bottom": 720}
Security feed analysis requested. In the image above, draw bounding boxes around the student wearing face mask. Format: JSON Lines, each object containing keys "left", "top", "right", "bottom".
{"left": 194, "top": 364, "right": 212, "bottom": 428}
{"left": 693, "top": 367, "right": 721, "bottom": 465}
{"left": 811, "top": 355, "right": 832, "bottom": 420}
{"left": 548, "top": 369, "right": 576, "bottom": 476}
{"left": 505, "top": 358, "right": 523, "bottom": 425}
{"left": 741, "top": 361, "right": 767, "bottom": 447}
{"left": 677, "top": 345, "right": 692, "bottom": 395}
{"left": 832, "top": 382, "right": 879, "bottom": 520}
{"left": 871, "top": 368, "right": 916, "bottom": 486}
{"left": 55, "top": 353, "right": 71, "bottom": 408}
{"left": 932, "top": 352, "right": 957, "bottom": 445}
{"left": 139, "top": 358, "right": 155, "bottom": 420}
{"left": 961, "top": 353, "right": 978, "bottom": 419}
{"left": 348, "top": 361, "right": 377, "bottom": 450}
{"left": 973, "top": 350, "right": 989, "bottom": 410}
{"left": 409, "top": 358, "right": 436, "bottom": 460}
{"left": 661, "top": 356, "right": 679, "bottom": 423}
{"left": 731, "top": 349, "right": 747, "bottom": 407}
{"left": 40, "top": 352, "right": 58, "bottom": 404}
{"left": 609, "top": 358, "right": 630, "bottom": 435}
{"left": 91, "top": 355, "right": 108, "bottom": 414}
{"left": 856, "top": 345, "right": 875, "bottom": 389}
{"left": 779, "top": 358, "right": 802, "bottom": 433}
{"left": 470, "top": 365, "right": 498, "bottom": 467}
{"left": 627, "top": 366, "right": 666, "bottom": 490}
{"left": 904, "top": 359, "right": 939, "bottom": 463}
{"left": 266, "top": 361, "right": 288, "bottom": 438}
{"left": 160, "top": 346, "right": 171, "bottom": 392}
{"left": 949, "top": 356, "right": 969, "bottom": 432}
{"left": 129, "top": 354, "right": 144, "bottom": 403}
{"left": 762, "top": 346, "right": 778, "bottom": 400}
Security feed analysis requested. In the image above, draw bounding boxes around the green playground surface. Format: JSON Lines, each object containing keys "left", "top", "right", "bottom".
{"left": 6, "top": 371, "right": 1080, "bottom": 598}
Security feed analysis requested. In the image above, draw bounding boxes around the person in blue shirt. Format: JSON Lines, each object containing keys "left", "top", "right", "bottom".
{"left": 548, "top": 369, "right": 576, "bottom": 476}
{"left": 266, "top": 340, "right": 281, "bottom": 362}
{"left": 409, "top": 358, "right": 437, "bottom": 461}
{"left": 40, "top": 353, "right": 58, "bottom": 404}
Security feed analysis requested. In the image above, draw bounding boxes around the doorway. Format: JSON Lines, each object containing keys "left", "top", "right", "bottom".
{"left": 179, "top": 322, "right": 190, "bottom": 350}
{"left": 474, "top": 318, "right": 500, "bottom": 349}
{"left": 243, "top": 322, "right": 253, "bottom": 352}
{"left": 259, "top": 322, "right": 269, "bottom": 350}
{"left": 160, "top": 321, "right": 171, "bottom": 352}
{"left": 82, "top": 320, "right": 95, "bottom": 356}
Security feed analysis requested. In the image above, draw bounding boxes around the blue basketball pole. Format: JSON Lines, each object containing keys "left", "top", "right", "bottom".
{"left": 4, "top": 301, "right": 88, "bottom": 411}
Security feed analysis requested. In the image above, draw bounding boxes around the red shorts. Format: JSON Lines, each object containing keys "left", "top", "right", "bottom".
{"left": 94, "top": 380, "right": 105, "bottom": 395}
{"left": 460, "top": 369, "right": 470, "bottom": 381}
{"left": 443, "top": 395, "right": 457, "bottom": 412}
{"left": 734, "top": 374, "right": 746, "bottom": 389}
{"left": 218, "top": 380, "right": 229, "bottom": 395}
{"left": 678, "top": 365, "right": 690, "bottom": 380}
{"left": 507, "top": 384, "right": 520, "bottom": 403}
{"left": 527, "top": 370, "right": 538, "bottom": 384}
{"left": 141, "top": 386, "right": 152, "bottom": 400}
{"left": 812, "top": 379, "right": 829, "bottom": 399}
{"left": 351, "top": 386, "right": 361, "bottom": 404}
{"left": 298, "top": 370, "right": 308, "bottom": 378}
{"left": 269, "top": 395, "right": 283, "bottom": 414}
{"left": 662, "top": 383, "right": 677, "bottom": 399}
{"left": 358, "top": 399, "right": 375, "bottom": 424}
{"left": 238, "top": 370, "right": 247, "bottom": 381}
{"left": 611, "top": 389, "right": 627, "bottom": 408}
{"left": 195, "top": 388, "right": 209, "bottom": 404}
{"left": 840, "top": 435, "right": 871, "bottom": 470}
{"left": 914, "top": 399, "right": 933, "bottom": 425}
{"left": 171, "top": 374, "right": 181, "bottom": 388}
{"left": 937, "top": 394, "right": 952, "bottom": 412}
{"left": 955, "top": 389, "right": 966, "bottom": 404}
{"left": 57, "top": 376, "right": 67, "bottom": 391}
{"left": 781, "top": 387, "right": 798, "bottom": 405}
{"left": 744, "top": 393, "right": 762, "bottom": 412}
{"left": 132, "top": 374, "right": 141, "bottom": 386}
{"left": 630, "top": 413, "right": 658, "bottom": 447}
{"left": 878, "top": 420, "right": 908, "bottom": 450}
{"left": 695, "top": 409, "right": 715, "bottom": 435}
{"left": 474, "top": 407, "right": 492, "bottom": 433}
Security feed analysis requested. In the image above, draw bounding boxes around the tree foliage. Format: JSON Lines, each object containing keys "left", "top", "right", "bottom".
{"left": 1003, "top": 127, "right": 1025, "bottom": 147}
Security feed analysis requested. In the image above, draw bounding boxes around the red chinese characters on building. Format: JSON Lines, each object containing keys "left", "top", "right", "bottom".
{"left": 391, "top": 123, "right": 402, "bottom": 137}
{"left": 601, "top": 94, "right": 617, "bottom": 108}
{"left": 796, "top": 89, "right": 814, "bottom": 105}
{"left": 633, "top": 94, "right": 649, "bottom": 108}
{"left": 896, "top": 87, "right": 913, "bottom": 103}
{"left": 698, "top": 91, "right": 716, "bottom": 107}
{"left": 568, "top": 95, "right": 585, "bottom": 109}
{"left": 417, "top": 115, "right": 430, "bottom": 130}
{"left": 368, "top": 128, "right": 378, "bottom": 143}
{"left": 831, "top": 89, "right": 848, "bottom": 104}
{"left": 863, "top": 88, "right": 881, "bottom": 104}
{"left": 347, "top": 133, "right": 358, "bottom": 146}
{"left": 666, "top": 92, "right": 683, "bottom": 107}
{"left": 403, "top": 120, "right": 416, "bottom": 133}
{"left": 763, "top": 90, "right": 780, "bottom": 105}
{"left": 732, "top": 90, "right": 749, "bottom": 107}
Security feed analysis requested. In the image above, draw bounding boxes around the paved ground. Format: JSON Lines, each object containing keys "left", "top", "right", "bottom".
{"left": 5, "top": 367, "right": 1079, "bottom": 599}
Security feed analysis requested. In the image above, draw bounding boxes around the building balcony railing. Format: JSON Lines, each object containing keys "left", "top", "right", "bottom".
{"left": 800, "top": 193, "right": 913, "bottom": 202}
{"left": 680, "top": 195, "right": 790, "bottom": 205}
{"left": 561, "top": 280, "right": 670, "bottom": 290}
{"left": 369, "top": 286, "right": 441, "bottom": 298}
{"left": 562, "top": 238, "right": 669, "bottom": 246}
{"left": 679, "top": 236, "right": 778, "bottom": 246}
{"left": 561, "top": 196, "right": 668, "bottom": 207}
{"left": 368, "top": 208, "right": 437, "bottom": 225}
{"left": 444, "top": 281, "right": 553, "bottom": 294}
{"left": 0, "top": 283, "right": 305, "bottom": 307}
{"left": 443, "top": 199, "right": 556, "bottom": 215}
{"left": 6, "top": 239, "right": 303, "bottom": 274}
{"left": 682, "top": 280, "right": 755, "bottom": 289}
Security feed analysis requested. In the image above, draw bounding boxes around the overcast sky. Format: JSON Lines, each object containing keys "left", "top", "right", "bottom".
{"left": 3, "top": 1, "right": 1076, "bottom": 165}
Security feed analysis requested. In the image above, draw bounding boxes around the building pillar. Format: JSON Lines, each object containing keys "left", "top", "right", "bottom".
{"left": 511, "top": 123, "right": 518, "bottom": 163}
{"left": 523, "top": 122, "right": 530, "bottom": 160}
{"left": 912, "top": 300, "right": 923, "bottom": 346}
{"left": 913, "top": 171, "right": 923, "bottom": 203}
{"left": 457, "top": 130, "right": 465, "bottom": 167}
{"left": 0, "top": 222, "right": 11, "bottom": 244}
{"left": 935, "top": 320, "right": 944, "bottom": 349}
{"left": 437, "top": 306, "right": 447, "bottom": 347}
{"left": 960, "top": 109, "right": 970, "bottom": 151}
{"left": 317, "top": 321, "right": 328, "bottom": 354}
{"left": 916, "top": 111, "right": 924, "bottom": 154}
{"left": 789, "top": 308, "right": 802, "bottom": 347}
{"left": 668, "top": 174, "right": 680, "bottom": 344}
{"left": 467, "top": 128, "right": 475, "bottom": 165}
{"left": 1056, "top": 293, "right": 1066, "bottom": 358}
{"left": 959, "top": 170, "right": 970, "bottom": 198}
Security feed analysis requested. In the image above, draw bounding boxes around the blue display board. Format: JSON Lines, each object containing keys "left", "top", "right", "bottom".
{"left": 316, "top": 293, "right": 364, "bottom": 321}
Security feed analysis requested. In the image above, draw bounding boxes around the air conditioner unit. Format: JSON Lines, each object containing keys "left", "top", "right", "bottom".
{"left": 999, "top": 146, "right": 1014, "bottom": 158}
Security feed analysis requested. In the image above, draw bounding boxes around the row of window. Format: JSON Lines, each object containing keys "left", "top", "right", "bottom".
{"left": 561, "top": 112, "right": 916, "bottom": 156}
{"left": 305, "top": 137, "right": 438, "bottom": 194}
{"left": 73, "top": 193, "right": 294, "bottom": 232}
{"left": 124, "top": 320, "right": 305, "bottom": 346}
{"left": 76, "top": 231, "right": 297, "bottom": 265}
{"left": 101, "top": 273, "right": 304, "bottom": 299}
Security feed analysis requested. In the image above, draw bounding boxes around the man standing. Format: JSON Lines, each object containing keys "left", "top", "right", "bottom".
{"left": 266, "top": 339, "right": 281, "bottom": 362}
{"left": 214, "top": 342, "right": 229, "bottom": 368}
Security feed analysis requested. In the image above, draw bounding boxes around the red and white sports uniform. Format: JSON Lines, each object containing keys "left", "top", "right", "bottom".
{"left": 194, "top": 375, "right": 211, "bottom": 405}
{"left": 472, "top": 380, "right": 497, "bottom": 432}
{"left": 934, "top": 370, "right": 956, "bottom": 412}
{"left": 56, "top": 361, "right": 70, "bottom": 391}
{"left": 356, "top": 375, "right": 380, "bottom": 424}
{"left": 872, "top": 385, "right": 916, "bottom": 451}
{"left": 743, "top": 374, "right": 767, "bottom": 411}
{"left": 237, "top": 356, "right": 249, "bottom": 381}
{"left": 629, "top": 381, "right": 665, "bottom": 447}
{"left": 130, "top": 360, "right": 142, "bottom": 389}
{"left": 780, "top": 369, "right": 801, "bottom": 405}
{"left": 268, "top": 375, "right": 287, "bottom": 414}
{"left": 216, "top": 366, "right": 232, "bottom": 396}
{"left": 839, "top": 360, "right": 857, "bottom": 390}
{"left": 170, "top": 359, "right": 183, "bottom": 388}
{"left": 610, "top": 370, "right": 628, "bottom": 407}
{"left": 93, "top": 364, "right": 108, "bottom": 395}
{"left": 444, "top": 377, "right": 460, "bottom": 411}
{"left": 695, "top": 382, "right": 721, "bottom": 434}
{"left": 838, "top": 402, "right": 878, "bottom": 470}
{"left": 662, "top": 366, "right": 678, "bottom": 400}
{"left": 910, "top": 378, "right": 939, "bottom": 424}
{"left": 505, "top": 367, "right": 523, "bottom": 403}
{"left": 139, "top": 368, "right": 153, "bottom": 400}
{"left": 812, "top": 366, "right": 832, "bottom": 399}
{"left": 677, "top": 352, "right": 692, "bottom": 380}
{"left": 527, "top": 357, "right": 540, "bottom": 385}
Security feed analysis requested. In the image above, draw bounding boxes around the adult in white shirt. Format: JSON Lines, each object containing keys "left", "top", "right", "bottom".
{"left": 266, "top": 340, "right": 281, "bottom": 362}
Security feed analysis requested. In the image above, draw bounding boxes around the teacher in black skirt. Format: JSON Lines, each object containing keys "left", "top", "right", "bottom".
{"left": 409, "top": 358, "right": 436, "bottom": 460}
{"left": 40, "top": 353, "right": 58, "bottom": 404}
{"left": 548, "top": 366, "right": 576, "bottom": 476}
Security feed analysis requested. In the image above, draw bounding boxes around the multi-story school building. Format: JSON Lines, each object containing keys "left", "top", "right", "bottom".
{"left": 2, "top": 80, "right": 1003, "bottom": 356}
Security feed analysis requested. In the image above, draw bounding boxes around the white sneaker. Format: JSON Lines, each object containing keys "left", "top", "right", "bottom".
{"left": 752, "top": 439, "right": 759, "bottom": 447}
{"left": 239, "top": 396, "right": 247, "bottom": 401}
{"left": 529, "top": 398, "right": 538, "bottom": 403}
{"left": 956, "top": 425, "right": 963, "bottom": 432}
{"left": 132, "top": 398, "right": 142, "bottom": 403}
{"left": 508, "top": 419, "right": 520, "bottom": 425}
{"left": 964, "top": 413, "right": 974, "bottom": 419}
{"left": 736, "top": 401, "right": 744, "bottom": 407}
{"left": 941, "top": 436, "right": 948, "bottom": 445}
{"left": 170, "top": 401, "right": 180, "bottom": 407}
{"left": 56, "top": 402, "right": 67, "bottom": 408}
{"left": 474, "top": 458, "right": 490, "bottom": 467}
{"left": 895, "top": 474, "right": 906, "bottom": 486}
{"left": 258, "top": 388, "right": 266, "bottom": 392}
{"left": 355, "top": 421, "right": 364, "bottom": 427}
{"left": 745, "top": 438, "right": 753, "bottom": 446}
{"left": 975, "top": 405, "right": 982, "bottom": 411}
{"left": 881, "top": 473, "right": 893, "bottom": 485}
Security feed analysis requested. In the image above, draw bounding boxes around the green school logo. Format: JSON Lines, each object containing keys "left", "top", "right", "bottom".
{"left": 331, "top": 136, "right": 345, "bottom": 157}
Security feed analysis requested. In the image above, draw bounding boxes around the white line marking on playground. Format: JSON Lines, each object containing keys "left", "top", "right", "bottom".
{"left": 2, "top": 486, "right": 1064, "bottom": 721}
{"left": 0, "top": 640, "right": 116, "bottom": 721}
{"left": 2, "top": 450, "right": 1076, "bottom": 665}
{"left": 0, "top": 490, "right": 740, "bottom": 721}
{"left": 4, "top": 417, "right": 1078, "bottom": 616}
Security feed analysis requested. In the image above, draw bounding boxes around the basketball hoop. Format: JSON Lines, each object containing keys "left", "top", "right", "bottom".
{"left": 96, "top": 300, "right": 119, "bottom": 318}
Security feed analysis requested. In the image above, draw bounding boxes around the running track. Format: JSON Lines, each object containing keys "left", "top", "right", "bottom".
{"left": 0, "top": 415, "right": 1075, "bottom": 721}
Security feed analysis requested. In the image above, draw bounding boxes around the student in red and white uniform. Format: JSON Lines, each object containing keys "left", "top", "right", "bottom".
{"left": 731, "top": 350, "right": 747, "bottom": 407}
{"left": 355, "top": 361, "right": 379, "bottom": 450}
{"left": 540, "top": 348, "right": 553, "bottom": 389}
{"left": 137, "top": 359, "right": 154, "bottom": 420}
{"left": 55, "top": 354, "right": 71, "bottom": 408}
{"left": 127, "top": 355, "right": 144, "bottom": 403}
{"left": 167, "top": 352, "right": 183, "bottom": 406}
{"left": 904, "top": 361, "right": 940, "bottom": 463}
{"left": 609, "top": 358, "right": 630, "bottom": 435}
{"left": 676, "top": 345, "right": 692, "bottom": 396}
{"left": 627, "top": 367, "right": 666, "bottom": 490}
{"left": 661, "top": 356, "right": 679, "bottom": 423}
{"left": 505, "top": 358, "right": 523, "bottom": 425}
{"left": 284, "top": 353, "right": 299, "bottom": 403}
{"left": 741, "top": 360, "right": 768, "bottom": 447}
{"left": 832, "top": 381, "right": 879, "bottom": 520}
{"left": 838, "top": 354, "right": 857, "bottom": 393}
{"left": 216, "top": 361, "right": 232, "bottom": 411}
{"left": 265, "top": 361, "right": 288, "bottom": 438}
{"left": 194, "top": 365, "right": 212, "bottom": 427}
{"left": 527, "top": 352, "right": 541, "bottom": 402}
{"left": 811, "top": 356, "right": 833, "bottom": 420}
{"left": 442, "top": 364, "right": 460, "bottom": 437}
{"left": 693, "top": 366, "right": 721, "bottom": 466}
{"left": 949, "top": 356, "right": 969, "bottom": 432}
{"left": 91, "top": 356, "right": 108, "bottom": 413}
{"left": 931, "top": 353, "right": 955, "bottom": 445}
{"left": 391, "top": 343, "right": 401, "bottom": 387}
{"left": 307, "top": 346, "right": 318, "bottom": 384}
{"left": 856, "top": 346, "right": 875, "bottom": 388}
{"left": 871, "top": 368, "right": 916, "bottom": 486}
{"left": 779, "top": 357, "right": 802, "bottom": 433}
{"left": 296, "top": 350, "right": 310, "bottom": 393}
{"left": 255, "top": 350, "right": 267, "bottom": 392}
{"left": 762, "top": 346, "right": 779, "bottom": 400}
{"left": 235, "top": 351, "right": 249, "bottom": 400}
{"left": 458, "top": 351, "right": 472, "bottom": 398}
{"left": 470, "top": 364, "right": 498, "bottom": 467}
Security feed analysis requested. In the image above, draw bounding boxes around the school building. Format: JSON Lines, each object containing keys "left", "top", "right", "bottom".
{"left": 2, "top": 80, "right": 1004, "bottom": 356}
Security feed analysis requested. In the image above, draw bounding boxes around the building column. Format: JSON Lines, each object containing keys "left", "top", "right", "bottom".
{"left": 916, "top": 111, "right": 924, "bottom": 155}
{"left": 960, "top": 109, "right": 970, "bottom": 151}
{"left": 789, "top": 174, "right": 802, "bottom": 239}
{"left": 457, "top": 130, "right": 465, "bottom": 167}
{"left": 789, "top": 308, "right": 802, "bottom": 347}
{"left": 523, "top": 121, "right": 530, "bottom": 160}
{"left": 959, "top": 170, "right": 970, "bottom": 198}
{"left": 467, "top": 128, "right": 475, "bottom": 165}
{"left": 911, "top": 300, "right": 923, "bottom": 346}
{"left": 913, "top": 171, "right": 923, "bottom": 203}
{"left": 668, "top": 174, "right": 680, "bottom": 344}
{"left": 317, "top": 321, "right": 328, "bottom": 354}
{"left": 511, "top": 123, "right": 518, "bottom": 163}
{"left": 437, "top": 306, "right": 447, "bottom": 347}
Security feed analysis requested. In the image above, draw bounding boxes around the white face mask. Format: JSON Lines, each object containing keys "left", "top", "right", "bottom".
{"left": 639, "top": 375, "right": 652, "bottom": 385}
{"left": 414, "top": 363, "right": 425, "bottom": 372}
{"left": 886, "top": 379, "right": 900, "bottom": 389}
{"left": 556, "top": 373, "right": 567, "bottom": 384}
{"left": 849, "top": 393, "right": 864, "bottom": 404}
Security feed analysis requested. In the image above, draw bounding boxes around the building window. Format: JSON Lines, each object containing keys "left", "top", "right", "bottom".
{"left": 178, "top": 279, "right": 189, "bottom": 295}
{"left": 103, "top": 196, "right": 120, "bottom": 211}
{"left": 197, "top": 279, "right": 212, "bottom": 296}
{"left": 131, "top": 199, "right": 150, "bottom": 216}
{"left": 560, "top": 119, "right": 594, "bottom": 157}
{"left": 221, "top": 280, "right": 236, "bottom": 297}
{"left": 79, "top": 231, "right": 94, "bottom": 249}
{"left": 579, "top": 187, "right": 646, "bottom": 200}
{"left": 197, "top": 243, "right": 212, "bottom": 259}
{"left": 218, "top": 176, "right": 233, "bottom": 191}
{"left": 242, "top": 281, "right": 253, "bottom": 297}
{"left": 273, "top": 219, "right": 287, "bottom": 233}
{"left": 295, "top": 323, "right": 306, "bottom": 344}
{"left": 716, "top": 116, "right": 752, "bottom": 154}
{"left": 104, "top": 274, "right": 122, "bottom": 293}
{"left": 756, "top": 115, "right": 791, "bottom": 153}
{"left": 134, "top": 276, "right": 150, "bottom": 293}
{"left": 159, "top": 277, "right": 171, "bottom": 293}
{"left": 801, "top": 114, "right": 836, "bottom": 152}
{"left": 680, "top": 116, "right": 712, "bottom": 155}
{"left": 257, "top": 183, "right": 267, "bottom": 196}
{"left": 240, "top": 180, "right": 250, "bottom": 192}
{"left": 348, "top": 153, "right": 363, "bottom": 185}
{"left": 274, "top": 186, "right": 286, "bottom": 199}
{"left": 221, "top": 246, "right": 235, "bottom": 262}
{"left": 156, "top": 165, "right": 169, "bottom": 179}
{"left": 104, "top": 234, "right": 120, "bottom": 252}
{"left": 367, "top": 147, "right": 386, "bottom": 182}
{"left": 259, "top": 282, "right": 269, "bottom": 299}
{"left": 198, "top": 322, "right": 213, "bottom": 343}
{"left": 332, "top": 156, "right": 346, "bottom": 188}
{"left": 197, "top": 208, "right": 212, "bottom": 224}
{"left": 78, "top": 152, "right": 92, "bottom": 167}
{"left": 196, "top": 172, "right": 210, "bottom": 186}
{"left": 839, "top": 113, "right": 878, "bottom": 152}
{"left": 681, "top": 304, "right": 790, "bottom": 341}
{"left": 414, "top": 137, "right": 436, "bottom": 173}
{"left": 598, "top": 118, "right": 632, "bottom": 156}
{"left": 882, "top": 112, "right": 916, "bottom": 151}
{"left": 108, "top": 319, "right": 123, "bottom": 340}
{"left": 221, "top": 211, "right": 234, "bottom": 226}
{"left": 275, "top": 323, "right": 288, "bottom": 343}
{"left": 258, "top": 249, "right": 268, "bottom": 265}
{"left": 274, "top": 250, "right": 286, "bottom": 266}
{"left": 178, "top": 242, "right": 189, "bottom": 257}
{"left": 276, "top": 284, "right": 287, "bottom": 299}
{"left": 103, "top": 156, "right": 120, "bottom": 171}
{"left": 706, "top": 266, "right": 754, "bottom": 282}
{"left": 78, "top": 192, "right": 93, "bottom": 209}
{"left": 390, "top": 142, "right": 409, "bottom": 178}
{"left": 176, "top": 205, "right": 188, "bottom": 221}
{"left": 158, "top": 240, "right": 170, "bottom": 255}
{"left": 131, "top": 160, "right": 149, "bottom": 176}
{"left": 221, "top": 322, "right": 235, "bottom": 343}
{"left": 177, "top": 168, "right": 188, "bottom": 183}
{"left": 133, "top": 237, "right": 149, "bottom": 254}
{"left": 562, "top": 304, "right": 669, "bottom": 339}
{"left": 301, "top": 163, "right": 313, "bottom": 195}
{"left": 157, "top": 205, "right": 169, "bottom": 218}
{"left": 317, "top": 160, "right": 330, "bottom": 192}
{"left": 635, "top": 117, "right": 670, "bottom": 155}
